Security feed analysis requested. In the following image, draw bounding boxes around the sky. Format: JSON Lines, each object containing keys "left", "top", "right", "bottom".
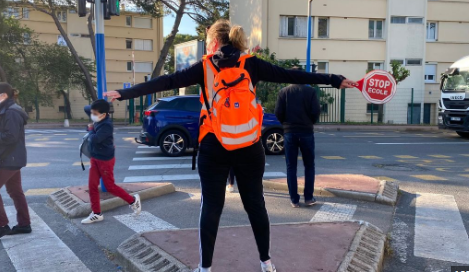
{"left": 163, "top": 14, "right": 197, "bottom": 36}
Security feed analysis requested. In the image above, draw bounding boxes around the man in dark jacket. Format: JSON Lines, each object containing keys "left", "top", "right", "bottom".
{"left": 0, "top": 83, "right": 31, "bottom": 238}
{"left": 274, "top": 70, "right": 321, "bottom": 208}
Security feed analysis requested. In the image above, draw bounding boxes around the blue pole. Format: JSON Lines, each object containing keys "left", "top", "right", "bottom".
{"left": 145, "top": 75, "right": 152, "bottom": 106}
{"left": 95, "top": 1, "right": 108, "bottom": 192}
{"left": 306, "top": 0, "right": 313, "bottom": 72}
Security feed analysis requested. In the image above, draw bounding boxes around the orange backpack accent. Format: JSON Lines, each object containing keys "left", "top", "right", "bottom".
{"left": 199, "top": 54, "right": 263, "bottom": 151}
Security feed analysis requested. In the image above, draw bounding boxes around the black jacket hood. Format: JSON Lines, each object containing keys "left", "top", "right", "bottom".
{"left": 0, "top": 99, "right": 28, "bottom": 125}
{"left": 212, "top": 44, "right": 241, "bottom": 69}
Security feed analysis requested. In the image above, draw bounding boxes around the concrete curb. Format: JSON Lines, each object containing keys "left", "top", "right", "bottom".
{"left": 116, "top": 221, "right": 386, "bottom": 272}
{"left": 337, "top": 221, "right": 386, "bottom": 272}
{"left": 314, "top": 125, "right": 438, "bottom": 132}
{"left": 47, "top": 183, "right": 176, "bottom": 218}
{"left": 263, "top": 179, "right": 399, "bottom": 206}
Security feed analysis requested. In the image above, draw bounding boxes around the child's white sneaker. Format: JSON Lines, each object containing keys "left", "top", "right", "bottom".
{"left": 261, "top": 260, "right": 276, "bottom": 272}
{"left": 130, "top": 194, "right": 142, "bottom": 215}
{"left": 81, "top": 212, "right": 103, "bottom": 224}
{"left": 226, "top": 184, "right": 235, "bottom": 193}
{"left": 193, "top": 266, "right": 211, "bottom": 272}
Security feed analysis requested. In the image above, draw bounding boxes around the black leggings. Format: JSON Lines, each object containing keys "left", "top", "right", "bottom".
{"left": 198, "top": 133, "right": 271, "bottom": 268}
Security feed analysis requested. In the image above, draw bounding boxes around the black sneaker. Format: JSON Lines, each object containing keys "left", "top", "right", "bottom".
{"left": 9, "top": 225, "right": 32, "bottom": 235}
{"left": 305, "top": 198, "right": 317, "bottom": 206}
{"left": 0, "top": 225, "right": 11, "bottom": 238}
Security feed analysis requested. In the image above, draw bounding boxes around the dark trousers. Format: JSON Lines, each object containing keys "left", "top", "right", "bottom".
{"left": 0, "top": 169, "right": 30, "bottom": 227}
{"left": 198, "top": 133, "right": 270, "bottom": 268}
{"left": 227, "top": 168, "right": 235, "bottom": 185}
{"left": 284, "top": 132, "right": 315, "bottom": 204}
{"left": 89, "top": 157, "right": 134, "bottom": 214}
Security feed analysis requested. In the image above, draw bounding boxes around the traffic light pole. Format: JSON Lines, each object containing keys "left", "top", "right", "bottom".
{"left": 95, "top": 1, "right": 108, "bottom": 192}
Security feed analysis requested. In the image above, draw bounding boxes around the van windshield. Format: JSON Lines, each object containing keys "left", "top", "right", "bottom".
{"left": 443, "top": 71, "right": 469, "bottom": 91}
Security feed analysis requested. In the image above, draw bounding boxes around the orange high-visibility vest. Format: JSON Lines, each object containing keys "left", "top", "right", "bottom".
{"left": 198, "top": 54, "right": 263, "bottom": 150}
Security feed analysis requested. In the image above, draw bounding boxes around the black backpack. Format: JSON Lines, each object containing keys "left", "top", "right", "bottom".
{"left": 79, "top": 132, "right": 91, "bottom": 170}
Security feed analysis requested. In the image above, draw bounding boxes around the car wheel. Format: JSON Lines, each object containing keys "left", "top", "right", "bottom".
{"left": 456, "top": 131, "right": 469, "bottom": 139}
{"left": 159, "top": 130, "right": 188, "bottom": 157}
{"left": 262, "top": 129, "right": 285, "bottom": 155}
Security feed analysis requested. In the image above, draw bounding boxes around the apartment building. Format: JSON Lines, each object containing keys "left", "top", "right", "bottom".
{"left": 5, "top": 5, "right": 163, "bottom": 119}
{"left": 231, "top": 0, "right": 469, "bottom": 124}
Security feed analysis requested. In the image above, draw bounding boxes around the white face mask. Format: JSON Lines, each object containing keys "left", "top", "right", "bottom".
{"left": 91, "top": 113, "right": 105, "bottom": 123}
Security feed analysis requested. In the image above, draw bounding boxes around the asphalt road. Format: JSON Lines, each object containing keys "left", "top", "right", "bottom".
{"left": 1, "top": 128, "right": 468, "bottom": 272}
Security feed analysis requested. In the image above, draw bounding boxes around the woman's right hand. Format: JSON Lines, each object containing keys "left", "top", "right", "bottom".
{"left": 104, "top": 91, "right": 121, "bottom": 102}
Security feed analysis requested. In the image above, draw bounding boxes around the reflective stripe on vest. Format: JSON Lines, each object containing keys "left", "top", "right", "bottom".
{"left": 251, "top": 98, "right": 257, "bottom": 108}
{"left": 213, "top": 107, "right": 217, "bottom": 117}
{"left": 222, "top": 130, "right": 258, "bottom": 145}
{"left": 221, "top": 118, "right": 259, "bottom": 134}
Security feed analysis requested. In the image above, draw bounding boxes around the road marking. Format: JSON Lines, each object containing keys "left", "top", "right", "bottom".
{"left": 25, "top": 188, "right": 61, "bottom": 196}
{"left": 3, "top": 206, "right": 91, "bottom": 272}
{"left": 135, "top": 151, "right": 158, "bottom": 154}
{"left": 435, "top": 168, "right": 450, "bottom": 172}
{"left": 73, "top": 161, "right": 90, "bottom": 166}
{"left": 377, "top": 142, "right": 469, "bottom": 145}
{"left": 343, "top": 136, "right": 400, "bottom": 138}
{"left": 394, "top": 155, "right": 418, "bottom": 159}
{"left": 310, "top": 203, "right": 357, "bottom": 222}
{"left": 137, "top": 146, "right": 160, "bottom": 149}
{"left": 391, "top": 217, "right": 410, "bottom": 264}
{"left": 461, "top": 154, "right": 469, "bottom": 157}
{"left": 459, "top": 174, "right": 469, "bottom": 178}
{"left": 321, "top": 156, "right": 345, "bottom": 160}
{"left": 133, "top": 156, "right": 191, "bottom": 161}
{"left": 428, "top": 155, "right": 451, "bottom": 158}
{"left": 124, "top": 172, "right": 286, "bottom": 183}
{"left": 373, "top": 176, "right": 397, "bottom": 181}
{"left": 188, "top": 192, "right": 241, "bottom": 201}
{"left": 34, "top": 137, "right": 50, "bottom": 141}
{"left": 129, "top": 163, "right": 269, "bottom": 170}
{"left": 26, "top": 162, "right": 50, "bottom": 167}
{"left": 411, "top": 175, "right": 447, "bottom": 181}
{"left": 414, "top": 193, "right": 469, "bottom": 264}
{"left": 114, "top": 211, "right": 178, "bottom": 233}
{"left": 53, "top": 134, "right": 67, "bottom": 136}
{"left": 358, "top": 156, "right": 382, "bottom": 159}
{"left": 64, "top": 138, "right": 79, "bottom": 141}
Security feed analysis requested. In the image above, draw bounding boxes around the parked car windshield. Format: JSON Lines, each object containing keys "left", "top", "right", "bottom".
{"left": 148, "top": 97, "right": 201, "bottom": 112}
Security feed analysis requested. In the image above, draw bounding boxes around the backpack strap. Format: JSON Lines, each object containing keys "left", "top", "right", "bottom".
{"left": 237, "top": 54, "right": 253, "bottom": 70}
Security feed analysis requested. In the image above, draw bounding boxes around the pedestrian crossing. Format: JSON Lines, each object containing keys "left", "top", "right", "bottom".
{"left": 25, "top": 129, "right": 85, "bottom": 134}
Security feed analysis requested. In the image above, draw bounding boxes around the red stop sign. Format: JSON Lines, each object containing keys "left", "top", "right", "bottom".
{"left": 355, "top": 70, "right": 397, "bottom": 104}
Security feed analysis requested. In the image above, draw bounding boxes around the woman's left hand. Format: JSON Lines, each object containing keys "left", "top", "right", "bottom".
{"left": 104, "top": 91, "right": 121, "bottom": 102}
{"left": 340, "top": 79, "right": 358, "bottom": 89}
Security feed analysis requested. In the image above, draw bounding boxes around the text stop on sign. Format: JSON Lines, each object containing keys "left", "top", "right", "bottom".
{"left": 355, "top": 70, "right": 397, "bottom": 104}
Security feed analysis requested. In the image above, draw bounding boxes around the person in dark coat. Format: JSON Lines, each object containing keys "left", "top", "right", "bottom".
{"left": 0, "top": 83, "right": 31, "bottom": 238}
{"left": 274, "top": 67, "right": 321, "bottom": 208}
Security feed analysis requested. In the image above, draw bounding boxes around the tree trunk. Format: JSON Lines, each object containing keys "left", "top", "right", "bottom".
{"left": 151, "top": 0, "right": 186, "bottom": 79}
{"left": 0, "top": 63, "right": 7, "bottom": 82}
{"left": 50, "top": 12, "right": 97, "bottom": 101}
{"left": 87, "top": 6, "right": 96, "bottom": 58}
{"left": 60, "top": 90, "right": 73, "bottom": 119}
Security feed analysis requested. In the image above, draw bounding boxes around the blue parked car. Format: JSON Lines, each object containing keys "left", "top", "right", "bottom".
{"left": 136, "top": 95, "right": 285, "bottom": 157}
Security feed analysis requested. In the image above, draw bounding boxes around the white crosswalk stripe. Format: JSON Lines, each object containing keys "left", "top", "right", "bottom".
{"left": 25, "top": 129, "right": 85, "bottom": 134}
{"left": 310, "top": 202, "right": 357, "bottom": 222}
{"left": 2, "top": 206, "right": 91, "bottom": 272}
{"left": 133, "top": 156, "right": 191, "bottom": 161}
{"left": 123, "top": 172, "right": 286, "bottom": 183}
{"left": 129, "top": 163, "right": 270, "bottom": 170}
{"left": 137, "top": 146, "right": 160, "bottom": 149}
{"left": 114, "top": 211, "right": 178, "bottom": 233}
{"left": 414, "top": 193, "right": 469, "bottom": 264}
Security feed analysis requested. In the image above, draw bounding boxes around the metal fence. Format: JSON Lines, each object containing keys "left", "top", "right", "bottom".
{"left": 316, "top": 87, "right": 346, "bottom": 123}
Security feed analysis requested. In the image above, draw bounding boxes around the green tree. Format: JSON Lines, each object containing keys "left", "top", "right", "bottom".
{"left": 251, "top": 48, "right": 300, "bottom": 113}
{"left": 389, "top": 60, "right": 410, "bottom": 84}
{"left": 193, "top": 0, "right": 229, "bottom": 40}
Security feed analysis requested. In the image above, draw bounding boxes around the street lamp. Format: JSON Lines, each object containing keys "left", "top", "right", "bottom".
{"left": 306, "top": 0, "right": 313, "bottom": 72}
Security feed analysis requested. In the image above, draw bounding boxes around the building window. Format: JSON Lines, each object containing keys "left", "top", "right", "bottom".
{"left": 425, "top": 64, "right": 437, "bottom": 83}
{"left": 367, "top": 103, "right": 379, "bottom": 113}
{"left": 23, "top": 33, "right": 31, "bottom": 45}
{"left": 57, "top": 35, "right": 67, "bottom": 46}
{"left": 279, "top": 16, "right": 311, "bottom": 38}
{"left": 127, "top": 62, "right": 133, "bottom": 72}
{"left": 126, "top": 39, "right": 132, "bottom": 49}
{"left": 407, "top": 17, "right": 423, "bottom": 24}
{"left": 57, "top": 11, "right": 67, "bottom": 22}
{"left": 22, "top": 8, "right": 29, "bottom": 19}
{"left": 134, "top": 62, "right": 153, "bottom": 73}
{"left": 368, "top": 62, "right": 384, "bottom": 71}
{"left": 81, "top": 34, "right": 90, "bottom": 38}
{"left": 126, "top": 16, "right": 132, "bottom": 26}
{"left": 3, "top": 7, "right": 20, "bottom": 18}
{"left": 133, "top": 17, "right": 152, "bottom": 29}
{"left": 390, "top": 59, "right": 404, "bottom": 65}
{"left": 58, "top": 106, "right": 65, "bottom": 113}
{"left": 427, "top": 22, "right": 437, "bottom": 41}
{"left": 318, "top": 18, "right": 329, "bottom": 38}
{"left": 391, "top": 16, "right": 406, "bottom": 24}
{"left": 406, "top": 59, "right": 422, "bottom": 66}
{"left": 134, "top": 39, "right": 153, "bottom": 51}
{"left": 316, "top": 62, "right": 329, "bottom": 73}
{"left": 369, "top": 20, "right": 383, "bottom": 39}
